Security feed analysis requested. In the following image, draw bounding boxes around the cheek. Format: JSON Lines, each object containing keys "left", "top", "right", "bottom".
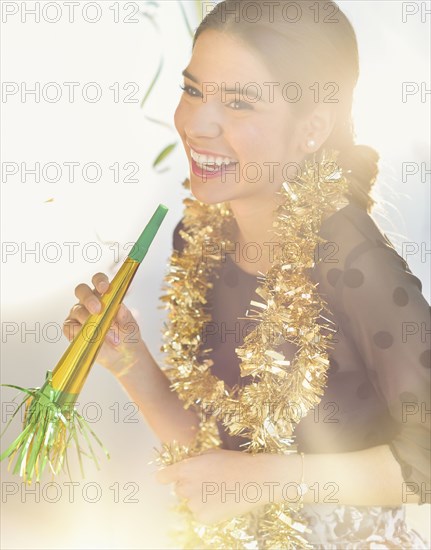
{"left": 174, "top": 100, "right": 188, "bottom": 137}
{"left": 252, "top": 119, "right": 296, "bottom": 163}
{"left": 230, "top": 116, "right": 299, "bottom": 186}
{"left": 229, "top": 122, "right": 264, "bottom": 159}
{"left": 231, "top": 111, "right": 291, "bottom": 160}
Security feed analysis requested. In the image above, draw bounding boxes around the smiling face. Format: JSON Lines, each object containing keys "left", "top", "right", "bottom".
{"left": 174, "top": 30, "right": 310, "bottom": 207}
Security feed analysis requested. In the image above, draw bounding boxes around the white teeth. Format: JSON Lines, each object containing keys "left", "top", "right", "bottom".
{"left": 190, "top": 148, "right": 237, "bottom": 167}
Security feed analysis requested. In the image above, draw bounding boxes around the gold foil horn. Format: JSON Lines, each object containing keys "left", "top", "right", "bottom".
{"left": 0, "top": 204, "right": 169, "bottom": 483}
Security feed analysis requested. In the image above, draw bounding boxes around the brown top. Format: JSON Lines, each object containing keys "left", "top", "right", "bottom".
{"left": 172, "top": 202, "right": 431, "bottom": 502}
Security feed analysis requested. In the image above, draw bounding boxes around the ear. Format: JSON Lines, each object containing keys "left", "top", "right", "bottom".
{"left": 297, "top": 104, "right": 337, "bottom": 155}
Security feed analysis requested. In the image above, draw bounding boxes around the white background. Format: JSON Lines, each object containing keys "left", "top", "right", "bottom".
{"left": 1, "top": 1, "right": 430, "bottom": 548}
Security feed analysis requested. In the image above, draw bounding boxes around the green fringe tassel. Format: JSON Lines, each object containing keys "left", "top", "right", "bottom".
{"left": 0, "top": 370, "right": 110, "bottom": 484}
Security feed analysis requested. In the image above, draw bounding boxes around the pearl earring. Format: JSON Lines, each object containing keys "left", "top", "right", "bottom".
{"left": 307, "top": 139, "right": 316, "bottom": 150}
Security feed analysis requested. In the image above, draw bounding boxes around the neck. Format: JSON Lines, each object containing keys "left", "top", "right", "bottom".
{"left": 225, "top": 190, "right": 287, "bottom": 276}
{"left": 228, "top": 191, "right": 285, "bottom": 247}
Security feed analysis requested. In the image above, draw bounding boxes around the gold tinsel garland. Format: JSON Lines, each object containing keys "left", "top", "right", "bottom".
{"left": 157, "top": 151, "right": 350, "bottom": 548}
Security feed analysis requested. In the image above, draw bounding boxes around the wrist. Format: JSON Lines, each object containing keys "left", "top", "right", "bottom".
{"left": 110, "top": 339, "right": 148, "bottom": 380}
{"left": 259, "top": 452, "right": 306, "bottom": 506}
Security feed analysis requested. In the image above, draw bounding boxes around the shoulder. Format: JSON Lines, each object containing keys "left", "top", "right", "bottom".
{"left": 313, "top": 202, "right": 423, "bottom": 296}
{"left": 319, "top": 202, "right": 399, "bottom": 262}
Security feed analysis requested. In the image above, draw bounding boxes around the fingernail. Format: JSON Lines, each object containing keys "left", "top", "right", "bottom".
{"left": 89, "top": 300, "right": 101, "bottom": 314}
{"left": 99, "top": 281, "right": 109, "bottom": 292}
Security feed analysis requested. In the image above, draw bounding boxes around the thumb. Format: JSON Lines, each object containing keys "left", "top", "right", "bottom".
{"left": 117, "top": 303, "right": 141, "bottom": 342}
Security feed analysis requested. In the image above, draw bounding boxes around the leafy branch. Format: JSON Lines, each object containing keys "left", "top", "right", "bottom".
{"left": 138, "top": 0, "right": 206, "bottom": 171}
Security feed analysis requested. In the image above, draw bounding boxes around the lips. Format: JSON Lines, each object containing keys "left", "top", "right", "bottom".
{"left": 187, "top": 143, "right": 239, "bottom": 180}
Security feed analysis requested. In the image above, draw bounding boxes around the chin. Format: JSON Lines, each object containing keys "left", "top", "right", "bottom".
{"left": 188, "top": 176, "right": 237, "bottom": 206}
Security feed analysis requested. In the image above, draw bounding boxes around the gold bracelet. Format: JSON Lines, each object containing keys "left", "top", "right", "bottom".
{"left": 298, "top": 451, "right": 308, "bottom": 498}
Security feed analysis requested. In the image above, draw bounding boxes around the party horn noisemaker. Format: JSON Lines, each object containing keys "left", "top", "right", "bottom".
{"left": 0, "top": 204, "right": 169, "bottom": 483}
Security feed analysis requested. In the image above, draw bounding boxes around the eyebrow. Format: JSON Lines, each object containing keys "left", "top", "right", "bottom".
{"left": 182, "top": 69, "right": 199, "bottom": 84}
{"left": 182, "top": 69, "right": 265, "bottom": 102}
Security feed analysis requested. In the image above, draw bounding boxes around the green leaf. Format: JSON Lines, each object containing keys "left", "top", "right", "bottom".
{"left": 153, "top": 143, "right": 178, "bottom": 168}
{"left": 140, "top": 56, "right": 164, "bottom": 109}
{"left": 139, "top": 11, "right": 160, "bottom": 32}
{"left": 137, "top": 2, "right": 161, "bottom": 31}
{"left": 144, "top": 115, "right": 175, "bottom": 132}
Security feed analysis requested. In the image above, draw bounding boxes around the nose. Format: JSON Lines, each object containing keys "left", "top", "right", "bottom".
{"left": 184, "top": 101, "right": 223, "bottom": 141}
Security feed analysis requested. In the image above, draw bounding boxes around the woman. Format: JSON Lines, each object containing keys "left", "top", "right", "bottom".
{"left": 63, "top": 1, "right": 430, "bottom": 547}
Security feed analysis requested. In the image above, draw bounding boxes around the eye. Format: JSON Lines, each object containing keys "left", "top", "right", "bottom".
{"left": 226, "top": 99, "right": 253, "bottom": 111}
{"left": 180, "top": 84, "right": 202, "bottom": 98}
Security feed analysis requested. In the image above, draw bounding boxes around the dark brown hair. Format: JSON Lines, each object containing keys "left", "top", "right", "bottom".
{"left": 194, "top": 0, "right": 379, "bottom": 212}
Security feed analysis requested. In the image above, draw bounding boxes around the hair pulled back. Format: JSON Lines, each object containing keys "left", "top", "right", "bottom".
{"left": 194, "top": 0, "right": 379, "bottom": 212}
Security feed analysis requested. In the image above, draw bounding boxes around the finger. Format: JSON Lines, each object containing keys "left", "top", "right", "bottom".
{"left": 92, "top": 272, "right": 110, "bottom": 295}
{"left": 63, "top": 319, "right": 82, "bottom": 342}
{"left": 74, "top": 283, "right": 101, "bottom": 314}
{"left": 107, "top": 323, "right": 121, "bottom": 346}
{"left": 116, "top": 303, "right": 137, "bottom": 331}
{"left": 68, "top": 303, "right": 91, "bottom": 325}
{"left": 66, "top": 307, "right": 118, "bottom": 346}
{"left": 156, "top": 463, "right": 180, "bottom": 484}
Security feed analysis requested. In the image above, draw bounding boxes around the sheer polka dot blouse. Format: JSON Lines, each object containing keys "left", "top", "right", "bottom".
{"left": 172, "top": 202, "right": 431, "bottom": 504}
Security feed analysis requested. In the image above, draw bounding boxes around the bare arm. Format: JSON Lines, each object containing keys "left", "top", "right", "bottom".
{"left": 63, "top": 272, "right": 200, "bottom": 446}
{"left": 111, "top": 340, "right": 200, "bottom": 445}
{"left": 156, "top": 443, "right": 425, "bottom": 526}
{"left": 268, "top": 444, "right": 423, "bottom": 506}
